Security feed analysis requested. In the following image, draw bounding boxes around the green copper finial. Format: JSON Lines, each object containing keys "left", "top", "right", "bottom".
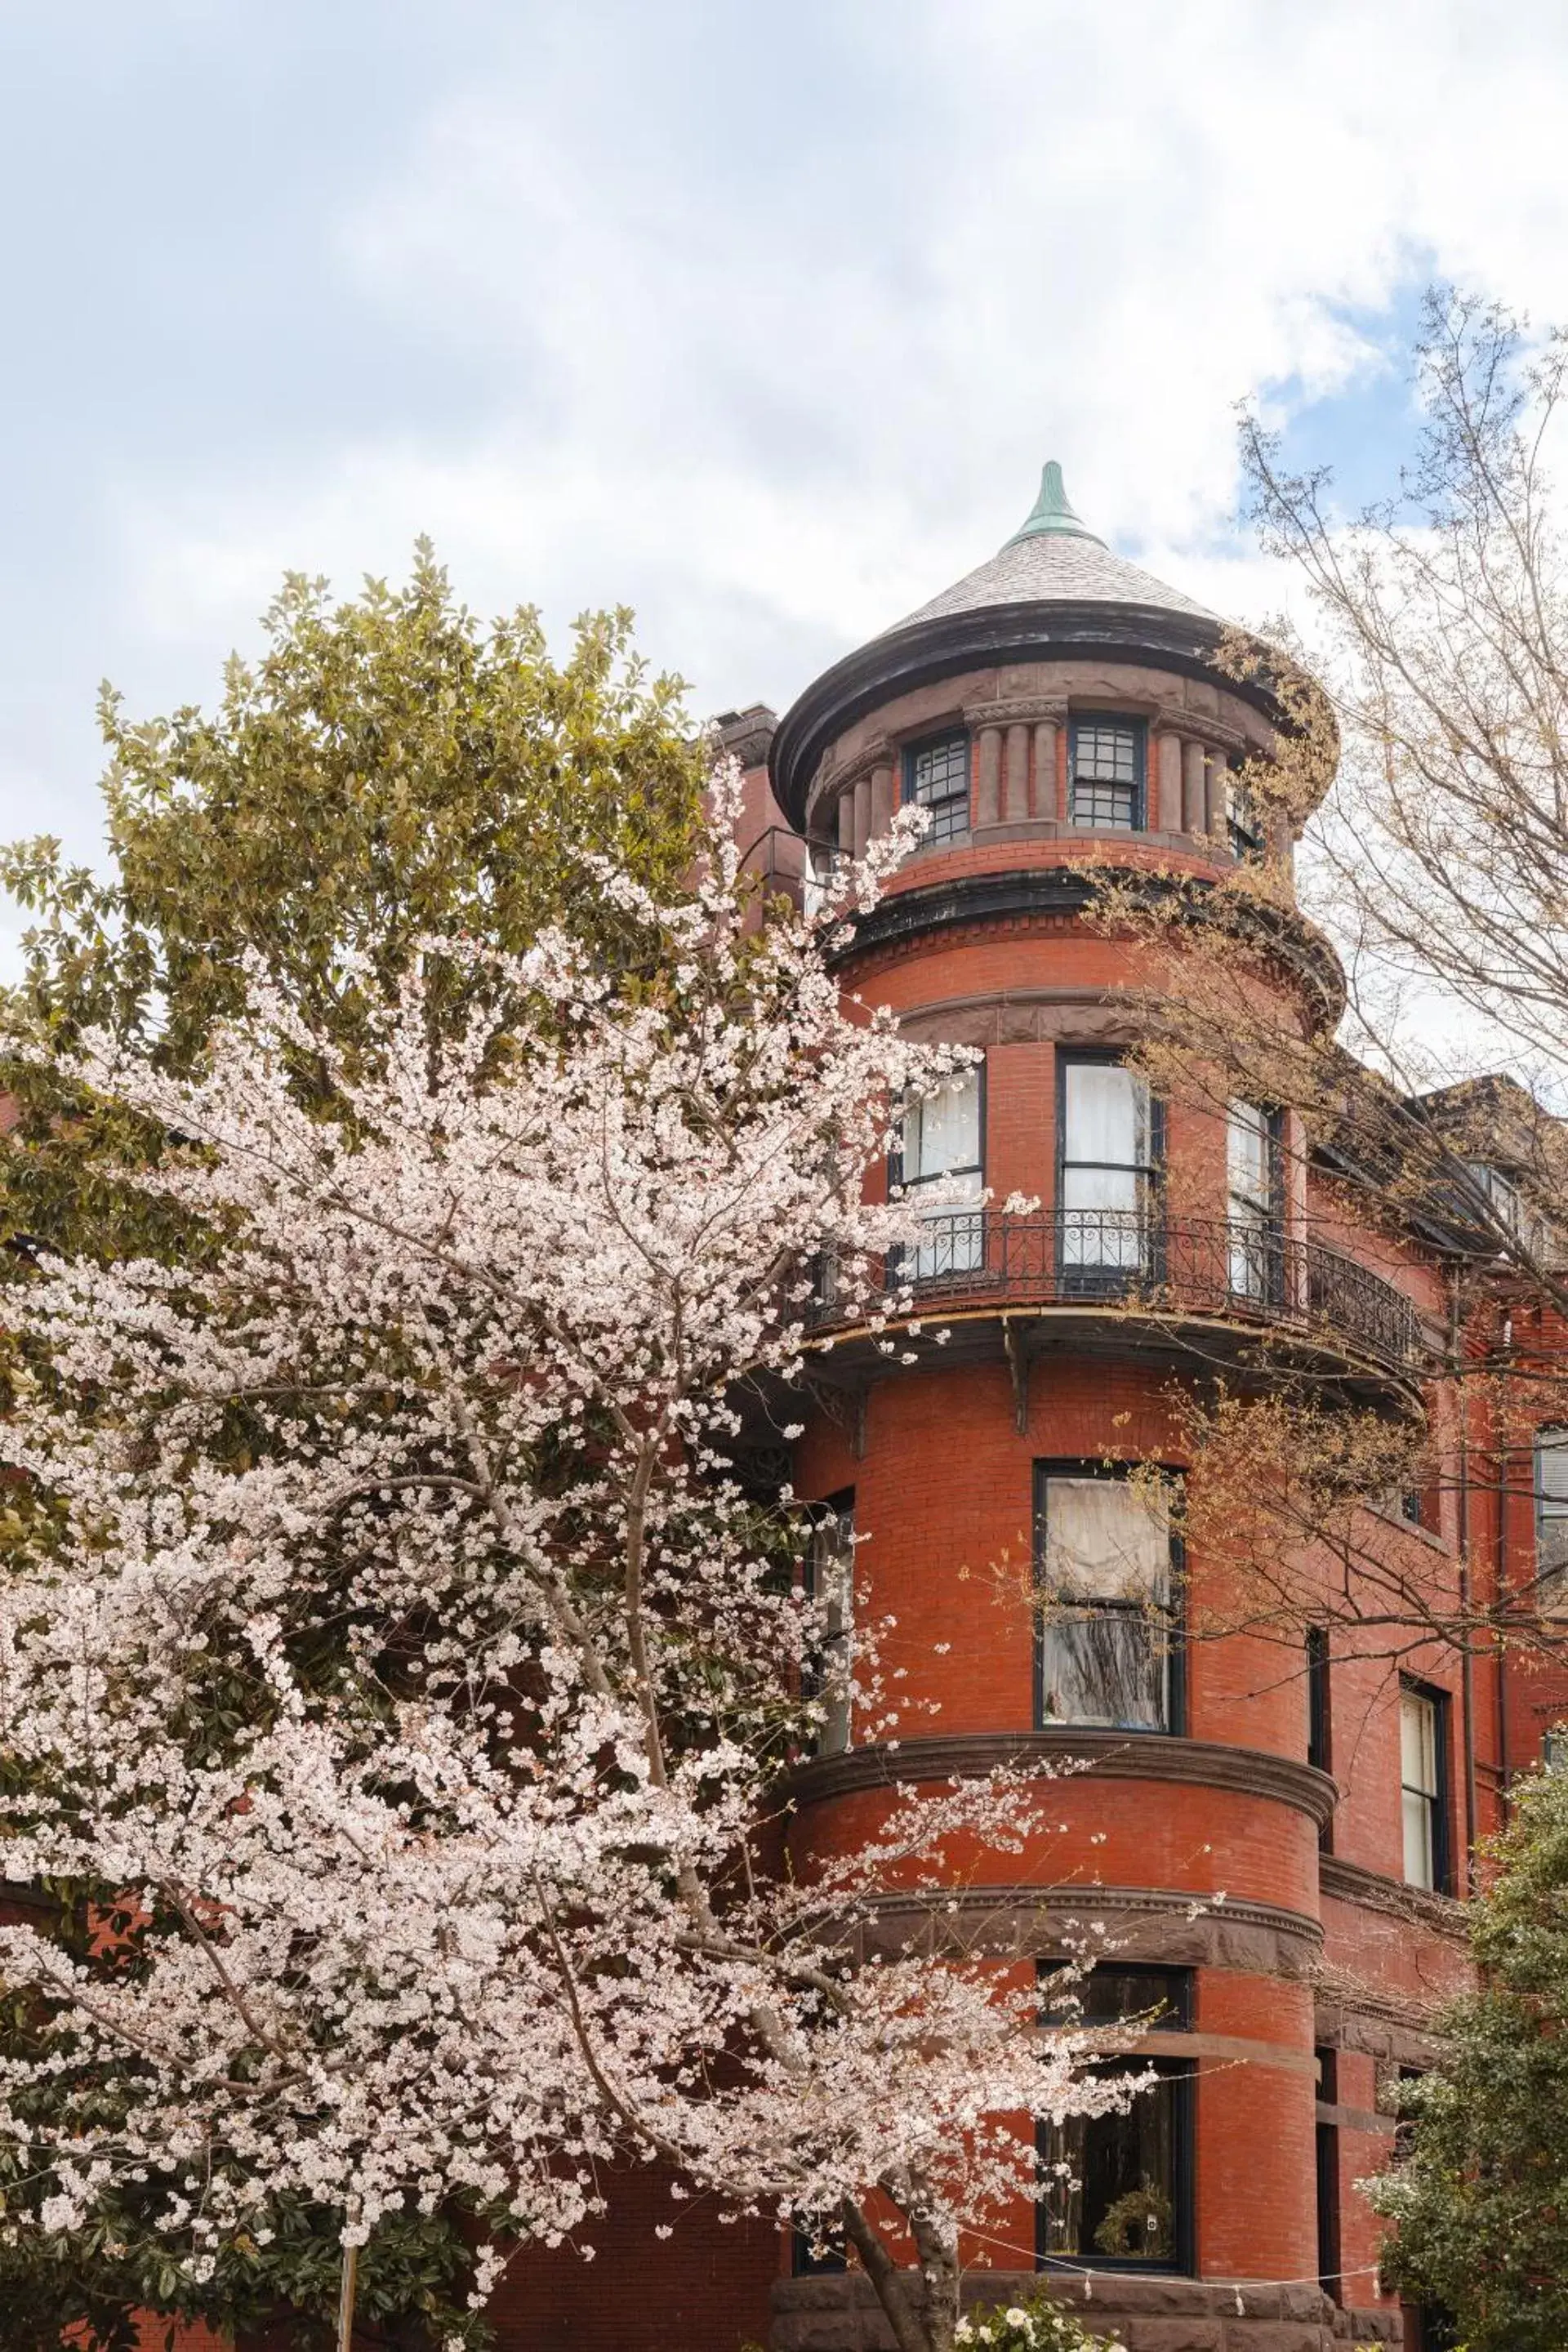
{"left": 1005, "top": 460, "right": 1102, "bottom": 547}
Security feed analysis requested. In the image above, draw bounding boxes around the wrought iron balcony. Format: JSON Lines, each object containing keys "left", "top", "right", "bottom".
{"left": 808, "top": 1208, "right": 1426, "bottom": 1376}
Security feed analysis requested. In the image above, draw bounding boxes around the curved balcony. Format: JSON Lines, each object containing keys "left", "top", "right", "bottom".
{"left": 808, "top": 1207, "right": 1426, "bottom": 1383}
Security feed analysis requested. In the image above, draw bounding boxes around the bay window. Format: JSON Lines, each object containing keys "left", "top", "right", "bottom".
{"left": 1058, "top": 1055, "right": 1160, "bottom": 1279}
{"left": 1035, "top": 1466, "right": 1180, "bottom": 1732}
{"left": 895, "top": 1066, "right": 984, "bottom": 1278}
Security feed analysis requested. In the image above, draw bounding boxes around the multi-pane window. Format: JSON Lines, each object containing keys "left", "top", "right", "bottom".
{"left": 904, "top": 732, "right": 971, "bottom": 845}
{"left": 1226, "top": 1101, "right": 1281, "bottom": 1301}
{"left": 896, "top": 1067, "right": 984, "bottom": 1278}
{"left": 1036, "top": 1965, "right": 1192, "bottom": 2272}
{"left": 1035, "top": 1468, "right": 1178, "bottom": 1732}
{"left": 1059, "top": 1057, "right": 1160, "bottom": 1277}
{"left": 802, "top": 1493, "right": 855, "bottom": 1757}
{"left": 1535, "top": 1430, "right": 1568, "bottom": 1615}
{"left": 1069, "top": 717, "right": 1145, "bottom": 830}
{"left": 1226, "top": 765, "right": 1266, "bottom": 860}
{"left": 1400, "top": 1684, "right": 1449, "bottom": 1893}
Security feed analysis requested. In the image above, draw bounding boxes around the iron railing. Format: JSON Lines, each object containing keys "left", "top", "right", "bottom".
{"left": 808, "top": 1208, "right": 1425, "bottom": 1373}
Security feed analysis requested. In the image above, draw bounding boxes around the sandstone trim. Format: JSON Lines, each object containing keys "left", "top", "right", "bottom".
{"left": 783, "top": 1730, "right": 1339, "bottom": 1828}
{"left": 1319, "top": 1851, "right": 1467, "bottom": 1939}
{"left": 853, "top": 1879, "right": 1323, "bottom": 1980}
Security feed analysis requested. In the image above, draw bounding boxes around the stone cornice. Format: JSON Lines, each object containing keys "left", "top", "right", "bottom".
{"left": 961, "top": 696, "right": 1069, "bottom": 730}
{"left": 855, "top": 1879, "right": 1322, "bottom": 1980}
{"left": 782, "top": 1730, "right": 1339, "bottom": 1828}
{"left": 1318, "top": 1851, "right": 1468, "bottom": 1938}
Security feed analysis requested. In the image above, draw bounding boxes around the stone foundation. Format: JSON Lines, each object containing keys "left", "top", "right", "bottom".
{"left": 771, "top": 2273, "right": 1401, "bottom": 2352}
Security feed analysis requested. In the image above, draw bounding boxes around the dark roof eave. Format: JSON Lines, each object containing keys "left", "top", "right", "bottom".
{"left": 769, "top": 596, "right": 1266, "bottom": 829}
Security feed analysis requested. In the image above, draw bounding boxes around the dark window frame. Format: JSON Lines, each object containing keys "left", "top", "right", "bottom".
{"left": 1068, "top": 714, "right": 1147, "bottom": 831}
{"left": 1225, "top": 1098, "right": 1285, "bottom": 1306}
{"left": 902, "top": 729, "right": 972, "bottom": 847}
{"left": 1535, "top": 1427, "right": 1568, "bottom": 1610}
{"left": 1399, "top": 1677, "right": 1452, "bottom": 1895}
{"left": 1032, "top": 1459, "right": 1187, "bottom": 1737}
{"left": 1306, "top": 1624, "right": 1334, "bottom": 1852}
{"left": 1314, "top": 2044, "right": 1342, "bottom": 2304}
{"left": 1225, "top": 758, "right": 1267, "bottom": 861}
{"left": 1055, "top": 1049, "right": 1165, "bottom": 1290}
{"left": 1034, "top": 1962, "right": 1195, "bottom": 2276}
{"left": 800, "top": 1488, "right": 856, "bottom": 1759}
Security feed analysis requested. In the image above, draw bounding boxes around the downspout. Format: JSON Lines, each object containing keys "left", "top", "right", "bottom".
{"left": 1451, "top": 1267, "right": 1478, "bottom": 1892}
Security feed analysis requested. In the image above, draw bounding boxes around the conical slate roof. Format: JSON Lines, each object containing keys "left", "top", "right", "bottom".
{"left": 889, "top": 461, "right": 1214, "bottom": 632}
{"left": 769, "top": 460, "right": 1237, "bottom": 828}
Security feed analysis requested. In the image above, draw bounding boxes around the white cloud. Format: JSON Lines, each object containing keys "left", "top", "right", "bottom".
{"left": 113, "top": 0, "right": 1568, "bottom": 725}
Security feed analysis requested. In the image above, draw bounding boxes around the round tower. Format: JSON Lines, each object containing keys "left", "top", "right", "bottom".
{"left": 769, "top": 468, "right": 1419, "bottom": 2352}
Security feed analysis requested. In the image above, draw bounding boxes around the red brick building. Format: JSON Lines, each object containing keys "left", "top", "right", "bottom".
{"left": 497, "top": 465, "right": 1568, "bottom": 2352}
{"left": 131, "top": 469, "right": 1568, "bottom": 2352}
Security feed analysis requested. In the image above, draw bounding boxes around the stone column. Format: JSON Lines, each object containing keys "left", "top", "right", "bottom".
{"left": 1004, "top": 724, "right": 1030, "bottom": 824}
{"left": 1182, "top": 740, "right": 1206, "bottom": 835}
{"left": 1156, "top": 732, "right": 1183, "bottom": 835}
{"left": 836, "top": 789, "right": 854, "bottom": 854}
{"left": 870, "top": 762, "right": 895, "bottom": 840}
{"left": 853, "top": 773, "right": 871, "bottom": 859}
{"left": 976, "top": 726, "right": 1003, "bottom": 828}
{"left": 1205, "top": 751, "right": 1227, "bottom": 841}
{"left": 1031, "top": 719, "right": 1057, "bottom": 821}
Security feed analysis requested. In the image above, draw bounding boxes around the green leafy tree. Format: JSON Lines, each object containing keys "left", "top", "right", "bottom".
{"left": 0, "top": 548, "right": 707, "bottom": 2350}
{"left": 1371, "top": 1760, "right": 1568, "bottom": 2349}
{"left": 0, "top": 541, "right": 706, "bottom": 1263}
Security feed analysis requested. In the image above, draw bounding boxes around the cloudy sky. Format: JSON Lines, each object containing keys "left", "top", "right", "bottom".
{"left": 3, "top": 0, "right": 1568, "bottom": 900}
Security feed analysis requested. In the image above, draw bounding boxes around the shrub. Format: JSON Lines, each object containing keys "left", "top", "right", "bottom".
{"left": 957, "top": 2289, "right": 1123, "bottom": 2350}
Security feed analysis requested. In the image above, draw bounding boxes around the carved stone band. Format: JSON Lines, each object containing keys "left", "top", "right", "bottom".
{"left": 857, "top": 1880, "right": 1323, "bottom": 1980}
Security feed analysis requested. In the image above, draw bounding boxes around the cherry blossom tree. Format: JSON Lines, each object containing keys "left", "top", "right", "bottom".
{"left": 0, "top": 774, "right": 1126, "bottom": 2352}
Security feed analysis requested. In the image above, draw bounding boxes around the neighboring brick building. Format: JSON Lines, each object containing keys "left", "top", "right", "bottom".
{"left": 510, "top": 465, "right": 1568, "bottom": 2352}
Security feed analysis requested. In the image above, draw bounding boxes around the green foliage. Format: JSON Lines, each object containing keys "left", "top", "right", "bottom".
{"left": 0, "top": 549, "right": 707, "bottom": 2346}
{"left": 0, "top": 543, "right": 706, "bottom": 1265}
{"left": 1371, "top": 1759, "right": 1568, "bottom": 2350}
{"left": 956, "top": 2289, "right": 1121, "bottom": 2350}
